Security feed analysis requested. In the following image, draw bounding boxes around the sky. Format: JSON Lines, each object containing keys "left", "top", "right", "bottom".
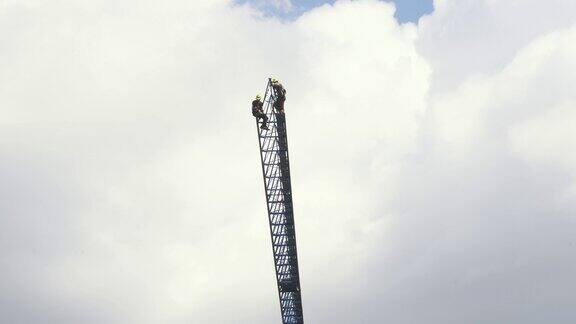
{"left": 1, "top": 0, "right": 576, "bottom": 323}
{"left": 235, "top": 0, "right": 434, "bottom": 22}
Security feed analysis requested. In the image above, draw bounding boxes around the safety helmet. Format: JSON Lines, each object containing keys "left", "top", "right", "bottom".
{"left": 255, "top": 94, "right": 261, "bottom": 100}
{"left": 271, "top": 78, "right": 278, "bottom": 84}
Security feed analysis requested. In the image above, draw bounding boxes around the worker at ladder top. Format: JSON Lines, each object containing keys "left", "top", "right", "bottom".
{"left": 252, "top": 94, "right": 269, "bottom": 130}
{"left": 271, "top": 79, "right": 286, "bottom": 113}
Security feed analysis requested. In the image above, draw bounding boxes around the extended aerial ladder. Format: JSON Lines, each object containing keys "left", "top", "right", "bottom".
{"left": 254, "top": 79, "right": 304, "bottom": 324}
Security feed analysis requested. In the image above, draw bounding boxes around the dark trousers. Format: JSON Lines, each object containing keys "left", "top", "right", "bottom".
{"left": 253, "top": 111, "right": 268, "bottom": 128}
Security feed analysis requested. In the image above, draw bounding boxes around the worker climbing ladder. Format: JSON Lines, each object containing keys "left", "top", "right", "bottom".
{"left": 255, "top": 79, "right": 304, "bottom": 324}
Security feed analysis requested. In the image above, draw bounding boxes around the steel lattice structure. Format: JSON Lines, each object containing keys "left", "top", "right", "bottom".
{"left": 255, "top": 79, "right": 304, "bottom": 324}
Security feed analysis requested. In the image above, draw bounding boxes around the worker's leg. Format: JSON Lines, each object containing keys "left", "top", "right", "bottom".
{"left": 258, "top": 113, "right": 269, "bottom": 129}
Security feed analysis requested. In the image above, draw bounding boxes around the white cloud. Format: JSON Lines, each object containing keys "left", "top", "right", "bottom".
{"left": 1, "top": 0, "right": 575, "bottom": 323}
{"left": 268, "top": 0, "right": 295, "bottom": 12}
{"left": 419, "top": 0, "right": 576, "bottom": 91}
{"left": 511, "top": 101, "right": 576, "bottom": 172}
{"left": 505, "top": 28, "right": 576, "bottom": 180}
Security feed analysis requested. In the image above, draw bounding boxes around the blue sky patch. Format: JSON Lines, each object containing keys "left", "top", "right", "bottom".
{"left": 235, "top": 0, "right": 433, "bottom": 23}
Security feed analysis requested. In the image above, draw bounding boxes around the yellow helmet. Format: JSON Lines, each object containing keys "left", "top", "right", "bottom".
{"left": 255, "top": 94, "right": 261, "bottom": 100}
{"left": 271, "top": 78, "right": 278, "bottom": 84}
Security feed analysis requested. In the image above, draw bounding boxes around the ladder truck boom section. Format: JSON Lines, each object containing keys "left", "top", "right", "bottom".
{"left": 254, "top": 79, "right": 304, "bottom": 324}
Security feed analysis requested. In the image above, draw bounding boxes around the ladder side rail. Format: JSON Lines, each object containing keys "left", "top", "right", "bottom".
{"left": 275, "top": 113, "right": 304, "bottom": 295}
{"left": 274, "top": 108, "right": 304, "bottom": 324}
{"left": 274, "top": 110, "right": 303, "bottom": 324}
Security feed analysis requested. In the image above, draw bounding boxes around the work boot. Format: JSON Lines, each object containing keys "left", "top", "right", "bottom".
{"left": 261, "top": 124, "right": 269, "bottom": 130}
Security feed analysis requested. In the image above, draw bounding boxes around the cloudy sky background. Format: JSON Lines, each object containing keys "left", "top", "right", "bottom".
{"left": 1, "top": 0, "right": 575, "bottom": 323}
